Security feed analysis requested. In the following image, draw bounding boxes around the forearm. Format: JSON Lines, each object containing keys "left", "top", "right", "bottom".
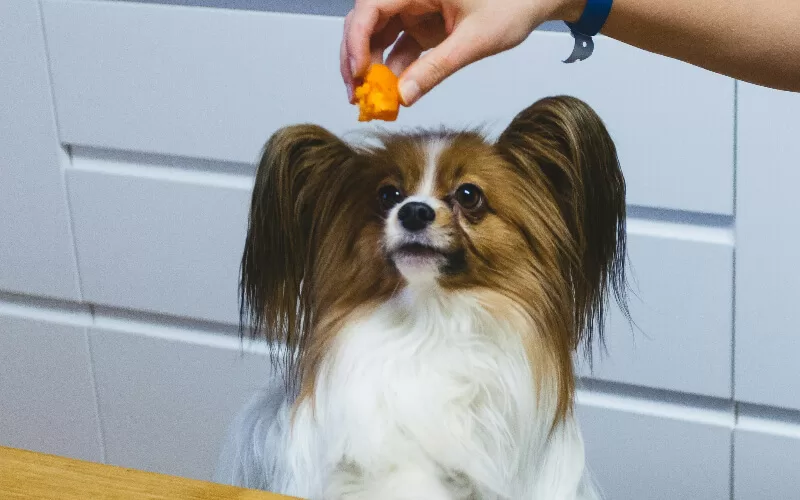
{"left": 595, "top": 0, "right": 800, "bottom": 91}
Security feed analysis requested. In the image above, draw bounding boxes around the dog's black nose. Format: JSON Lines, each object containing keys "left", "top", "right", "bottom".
{"left": 398, "top": 202, "right": 435, "bottom": 231}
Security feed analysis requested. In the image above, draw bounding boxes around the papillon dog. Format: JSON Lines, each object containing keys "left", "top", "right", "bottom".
{"left": 215, "top": 96, "right": 628, "bottom": 500}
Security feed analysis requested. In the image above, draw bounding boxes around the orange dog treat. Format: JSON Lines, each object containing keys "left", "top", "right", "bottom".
{"left": 354, "top": 64, "right": 400, "bottom": 122}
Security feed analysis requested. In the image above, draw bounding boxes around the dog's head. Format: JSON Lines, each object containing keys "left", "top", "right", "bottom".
{"left": 241, "top": 96, "right": 627, "bottom": 415}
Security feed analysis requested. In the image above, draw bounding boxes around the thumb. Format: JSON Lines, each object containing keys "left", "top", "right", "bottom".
{"left": 398, "top": 18, "right": 490, "bottom": 106}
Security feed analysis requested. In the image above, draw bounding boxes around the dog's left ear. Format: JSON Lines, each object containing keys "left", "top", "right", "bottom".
{"left": 496, "top": 96, "right": 628, "bottom": 350}
{"left": 241, "top": 125, "right": 356, "bottom": 380}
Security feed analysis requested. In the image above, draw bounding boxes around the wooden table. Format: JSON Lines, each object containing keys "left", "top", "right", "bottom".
{"left": 0, "top": 446, "right": 295, "bottom": 499}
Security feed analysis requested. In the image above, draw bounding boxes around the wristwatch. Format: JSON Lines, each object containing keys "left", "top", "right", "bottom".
{"left": 563, "top": 0, "right": 613, "bottom": 63}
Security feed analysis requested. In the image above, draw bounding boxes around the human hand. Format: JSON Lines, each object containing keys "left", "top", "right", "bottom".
{"left": 341, "top": 0, "right": 584, "bottom": 106}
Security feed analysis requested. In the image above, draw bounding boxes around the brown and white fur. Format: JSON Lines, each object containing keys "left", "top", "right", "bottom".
{"left": 215, "top": 96, "right": 628, "bottom": 500}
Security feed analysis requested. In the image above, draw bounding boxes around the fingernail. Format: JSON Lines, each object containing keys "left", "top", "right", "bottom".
{"left": 399, "top": 79, "right": 420, "bottom": 106}
{"left": 346, "top": 83, "right": 354, "bottom": 103}
{"left": 349, "top": 57, "right": 358, "bottom": 77}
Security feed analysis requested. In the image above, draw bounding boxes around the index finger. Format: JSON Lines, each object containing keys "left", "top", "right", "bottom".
{"left": 346, "top": 0, "right": 410, "bottom": 79}
{"left": 340, "top": 12, "right": 356, "bottom": 102}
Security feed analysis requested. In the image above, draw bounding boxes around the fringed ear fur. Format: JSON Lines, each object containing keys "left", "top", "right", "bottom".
{"left": 240, "top": 124, "right": 355, "bottom": 385}
{"left": 496, "top": 96, "right": 629, "bottom": 355}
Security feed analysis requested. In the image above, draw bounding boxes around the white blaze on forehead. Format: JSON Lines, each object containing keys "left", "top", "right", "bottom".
{"left": 383, "top": 137, "right": 455, "bottom": 284}
{"left": 414, "top": 138, "right": 448, "bottom": 197}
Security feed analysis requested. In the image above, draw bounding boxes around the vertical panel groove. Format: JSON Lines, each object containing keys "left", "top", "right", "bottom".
{"left": 36, "top": 0, "right": 85, "bottom": 300}
{"left": 84, "top": 325, "right": 108, "bottom": 463}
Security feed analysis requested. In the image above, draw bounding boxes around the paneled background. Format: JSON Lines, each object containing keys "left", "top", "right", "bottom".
{"left": 1, "top": 0, "right": 798, "bottom": 498}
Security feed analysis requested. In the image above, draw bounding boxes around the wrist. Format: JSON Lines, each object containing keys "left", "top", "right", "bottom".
{"left": 549, "top": 0, "right": 586, "bottom": 23}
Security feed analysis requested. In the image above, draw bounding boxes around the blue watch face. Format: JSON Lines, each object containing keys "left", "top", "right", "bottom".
{"left": 570, "top": 0, "right": 614, "bottom": 37}
{"left": 563, "top": 28, "right": 595, "bottom": 64}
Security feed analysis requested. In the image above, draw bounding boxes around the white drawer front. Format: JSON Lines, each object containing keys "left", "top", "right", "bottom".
{"left": 66, "top": 158, "right": 250, "bottom": 325}
{"left": 579, "top": 395, "right": 732, "bottom": 500}
{"left": 579, "top": 226, "right": 734, "bottom": 398}
{"left": 66, "top": 163, "right": 733, "bottom": 350}
{"left": 736, "top": 84, "right": 800, "bottom": 411}
{"left": 43, "top": 0, "right": 734, "bottom": 214}
{"left": 0, "top": 310, "right": 102, "bottom": 462}
{"left": 734, "top": 416, "right": 800, "bottom": 500}
{"left": 90, "top": 322, "right": 270, "bottom": 481}
{"left": 0, "top": 0, "right": 80, "bottom": 300}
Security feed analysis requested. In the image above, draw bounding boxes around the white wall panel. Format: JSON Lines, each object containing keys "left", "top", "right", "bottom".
{"left": 579, "top": 225, "right": 734, "bottom": 398}
{"left": 119, "top": 0, "right": 353, "bottom": 16}
{"left": 0, "top": 309, "right": 102, "bottom": 462}
{"left": 43, "top": 0, "right": 734, "bottom": 214}
{"left": 90, "top": 322, "right": 271, "bottom": 481}
{"left": 734, "top": 414, "right": 800, "bottom": 500}
{"left": 579, "top": 394, "right": 733, "bottom": 500}
{"left": 736, "top": 84, "right": 800, "bottom": 411}
{"left": 66, "top": 157, "right": 250, "bottom": 325}
{"left": 0, "top": 0, "right": 80, "bottom": 300}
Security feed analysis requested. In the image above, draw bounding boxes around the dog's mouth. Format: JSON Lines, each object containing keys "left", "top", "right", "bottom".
{"left": 392, "top": 243, "right": 445, "bottom": 258}
{"left": 389, "top": 243, "right": 467, "bottom": 276}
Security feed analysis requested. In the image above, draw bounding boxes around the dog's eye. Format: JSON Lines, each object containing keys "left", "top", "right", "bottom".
{"left": 378, "top": 185, "right": 405, "bottom": 210}
{"left": 454, "top": 183, "right": 484, "bottom": 210}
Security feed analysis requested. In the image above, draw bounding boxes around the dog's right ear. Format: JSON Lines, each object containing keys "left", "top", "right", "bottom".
{"left": 496, "top": 96, "right": 628, "bottom": 356}
{"left": 240, "top": 125, "right": 355, "bottom": 371}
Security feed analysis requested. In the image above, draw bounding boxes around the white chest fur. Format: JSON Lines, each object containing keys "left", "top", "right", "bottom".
{"left": 275, "top": 287, "right": 595, "bottom": 500}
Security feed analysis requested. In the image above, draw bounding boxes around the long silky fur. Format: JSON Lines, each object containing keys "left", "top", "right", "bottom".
{"left": 496, "top": 96, "right": 629, "bottom": 361}
{"left": 239, "top": 125, "right": 357, "bottom": 392}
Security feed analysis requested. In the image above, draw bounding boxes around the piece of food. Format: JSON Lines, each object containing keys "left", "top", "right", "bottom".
{"left": 354, "top": 64, "right": 400, "bottom": 122}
